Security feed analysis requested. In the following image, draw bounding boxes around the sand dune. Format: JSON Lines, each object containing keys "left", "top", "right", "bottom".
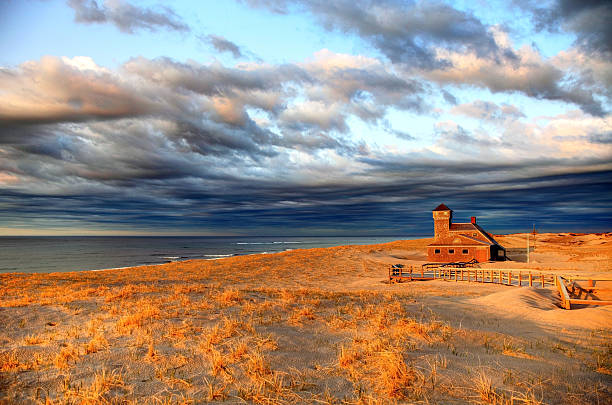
{"left": 0, "top": 233, "right": 610, "bottom": 404}
{"left": 470, "top": 287, "right": 612, "bottom": 329}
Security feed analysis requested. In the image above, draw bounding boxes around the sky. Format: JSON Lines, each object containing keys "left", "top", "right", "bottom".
{"left": 0, "top": 0, "right": 610, "bottom": 236}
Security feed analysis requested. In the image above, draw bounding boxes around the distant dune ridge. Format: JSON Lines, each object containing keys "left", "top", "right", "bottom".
{"left": 0, "top": 232, "right": 611, "bottom": 403}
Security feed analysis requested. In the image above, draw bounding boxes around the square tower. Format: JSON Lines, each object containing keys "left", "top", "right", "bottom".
{"left": 432, "top": 203, "right": 452, "bottom": 239}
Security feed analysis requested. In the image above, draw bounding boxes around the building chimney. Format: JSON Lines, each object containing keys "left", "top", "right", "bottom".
{"left": 471, "top": 216, "right": 476, "bottom": 224}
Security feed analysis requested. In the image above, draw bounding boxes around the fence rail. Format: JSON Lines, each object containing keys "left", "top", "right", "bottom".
{"left": 389, "top": 264, "right": 612, "bottom": 310}
{"left": 389, "top": 265, "right": 556, "bottom": 287}
{"left": 556, "top": 276, "right": 612, "bottom": 309}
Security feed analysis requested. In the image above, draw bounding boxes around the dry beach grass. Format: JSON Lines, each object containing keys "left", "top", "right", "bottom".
{"left": 0, "top": 233, "right": 611, "bottom": 404}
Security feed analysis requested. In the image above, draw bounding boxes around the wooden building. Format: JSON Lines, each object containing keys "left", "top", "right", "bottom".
{"left": 427, "top": 204, "right": 506, "bottom": 262}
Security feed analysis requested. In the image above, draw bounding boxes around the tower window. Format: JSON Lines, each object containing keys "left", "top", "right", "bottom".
{"left": 462, "top": 249, "right": 469, "bottom": 254}
{"left": 448, "top": 249, "right": 454, "bottom": 254}
{"left": 434, "top": 249, "right": 440, "bottom": 254}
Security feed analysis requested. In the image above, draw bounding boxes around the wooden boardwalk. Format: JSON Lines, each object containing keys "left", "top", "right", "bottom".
{"left": 389, "top": 264, "right": 612, "bottom": 309}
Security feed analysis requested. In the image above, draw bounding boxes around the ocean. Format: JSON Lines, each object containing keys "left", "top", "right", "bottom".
{"left": 0, "top": 235, "right": 408, "bottom": 273}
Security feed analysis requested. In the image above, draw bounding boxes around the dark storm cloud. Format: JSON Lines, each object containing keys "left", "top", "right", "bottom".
{"left": 553, "top": 131, "right": 612, "bottom": 145}
{"left": 243, "top": 0, "right": 498, "bottom": 69}
{"left": 122, "top": 56, "right": 307, "bottom": 98}
{"left": 67, "top": 0, "right": 189, "bottom": 33}
{"left": 441, "top": 89, "right": 458, "bottom": 105}
{"left": 0, "top": 54, "right": 425, "bottom": 178}
{"left": 424, "top": 42, "right": 608, "bottom": 117}
{"left": 523, "top": 0, "right": 612, "bottom": 54}
{"left": 1, "top": 50, "right": 610, "bottom": 234}
{"left": 588, "top": 131, "right": 612, "bottom": 144}
{"left": 203, "top": 35, "right": 244, "bottom": 58}
{"left": 0, "top": 56, "right": 154, "bottom": 126}
{"left": 381, "top": 120, "right": 414, "bottom": 141}
{"left": 245, "top": 0, "right": 608, "bottom": 116}
{"left": 2, "top": 152, "right": 610, "bottom": 234}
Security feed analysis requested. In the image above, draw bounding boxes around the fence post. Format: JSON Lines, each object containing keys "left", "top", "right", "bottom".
{"left": 541, "top": 273, "right": 545, "bottom": 288}
{"left": 518, "top": 272, "right": 522, "bottom": 287}
{"left": 529, "top": 273, "right": 533, "bottom": 287}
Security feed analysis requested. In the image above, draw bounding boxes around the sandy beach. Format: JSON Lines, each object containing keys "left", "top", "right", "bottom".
{"left": 1, "top": 232, "right": 611, "bottom": 404}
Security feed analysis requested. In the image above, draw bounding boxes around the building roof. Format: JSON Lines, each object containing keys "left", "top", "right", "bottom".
{"left": 429, "top": 221, "right": 505, "bottom": 249}
{"left": 433, "top": 203, "right": 451, "bottom": 211}
{"left": 474, "top": 223, "right": 504, "bottom": 248}
{"left": 450, "top": 223, "right": 476, "bottom": 231}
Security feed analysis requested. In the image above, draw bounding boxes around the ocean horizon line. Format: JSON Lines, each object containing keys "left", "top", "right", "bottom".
{"left": 0, "top": 235, "right": 415, "bottom": 274}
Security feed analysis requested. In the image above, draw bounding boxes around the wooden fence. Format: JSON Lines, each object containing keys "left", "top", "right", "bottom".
{"left": 389, "top": 264, "right": 612, "bottom": 310}
{"left": 556, "top": 276, "right": 612, "bottom": 309}
{"left": 389, "top": 265, "right": 556, "bottom": 287}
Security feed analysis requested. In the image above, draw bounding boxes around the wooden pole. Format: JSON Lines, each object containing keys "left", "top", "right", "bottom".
{"left": 518, "top": 272, "right": 522, "bottom": 287}
{"left": 529, "top": 272, "right": 533, "bottom": 287}
{"left": 541, "top": 273, "right": 545, "bottom": 288}
{"left": 556, "top": 276, "right": 571, "bottom": 310}
{"left": 527, "top": 233, "right": 530, "bottom": 264}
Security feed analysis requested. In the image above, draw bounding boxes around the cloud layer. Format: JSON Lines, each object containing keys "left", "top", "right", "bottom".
{"left": 0, "top": 0, "right": 611, "bottom": 234}
{"left": 68, "top": 0, "right": 189, "bottom": 33}
{"left": 1, "top": 49, "right": 610, "bottom": 234}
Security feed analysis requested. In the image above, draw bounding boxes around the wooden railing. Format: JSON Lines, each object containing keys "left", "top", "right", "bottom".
{"left": 389, "top": 265, "right": 556, "bottom": 287}
{"left": 556, "top": 276, "right": 612, "bottom": 309}
{"left": 389, "top": 265, "right": 612, "bottom": 310}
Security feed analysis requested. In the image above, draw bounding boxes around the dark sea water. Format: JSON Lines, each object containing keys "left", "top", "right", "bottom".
{"left": 0, "top": 236, "right": 409, "bottom": 273}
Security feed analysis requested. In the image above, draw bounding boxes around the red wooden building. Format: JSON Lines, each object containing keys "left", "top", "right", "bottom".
{"left": 427, "top": 204, "right": 506, "bottom": 262}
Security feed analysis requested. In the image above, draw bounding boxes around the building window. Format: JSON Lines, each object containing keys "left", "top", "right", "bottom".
{"left": 448, "top": 249, "right": 454, "bottom": 254}
{"left": 434, "top": 249, "right": 440, "bottom": 254}
{"left": 462, "top": 249, "right": 468, "bottom": 254}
